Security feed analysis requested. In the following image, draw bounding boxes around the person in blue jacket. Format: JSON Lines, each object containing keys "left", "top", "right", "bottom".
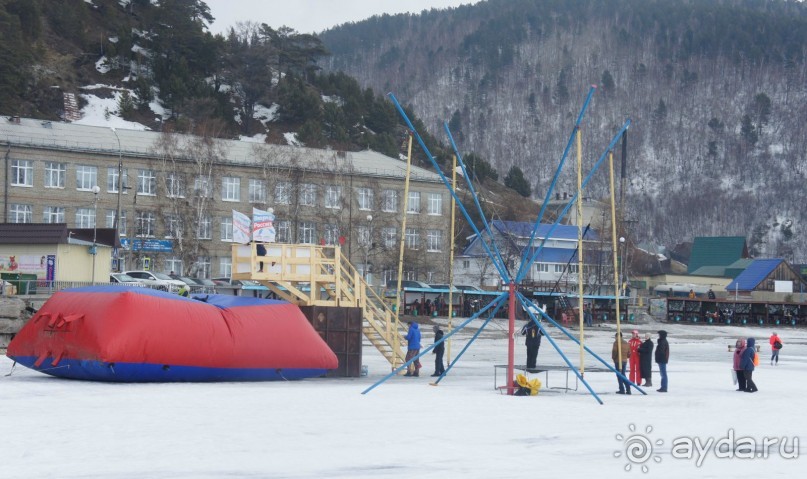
{"left": 404, "top": 321, "right": 422, "bottom": 377}
{"left": 740, "top": 337, "right": 758, "bottom": 392}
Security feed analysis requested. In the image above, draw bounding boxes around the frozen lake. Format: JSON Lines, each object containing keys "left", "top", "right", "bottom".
{"left": 2, "top": 317, "right": 804, "bottom": 478}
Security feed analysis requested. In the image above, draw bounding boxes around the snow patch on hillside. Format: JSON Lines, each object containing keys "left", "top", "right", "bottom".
{"left": 284, "top": 132, "right": 301, "bottom": 146}
{"left": 253, "top": 103, "right": 278, "bottom": 124}
{"left": 239, "top": 133, "right": 267, "bottom": 144}
{"left": 95, "top": 56, "right": 111, "bottom": 74}
{"left": 74, "top": 86, "right": 149, "bottom": 131}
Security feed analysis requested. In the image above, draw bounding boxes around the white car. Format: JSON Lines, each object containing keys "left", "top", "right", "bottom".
{"left": 123, "top": 271, "right": 186, "bottom": 292}
{"left": 109, "top": 273, "right": 146, "bottom": 287}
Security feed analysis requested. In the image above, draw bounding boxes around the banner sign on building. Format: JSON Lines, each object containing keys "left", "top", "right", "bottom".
{"left": 120, "top": 238, "right": 174, "bottom": 252}
{"left": 252, "top": 207, "right": 276, "bottom": 243}
{"left": 46, "top": 254, "right": 56, "bottom": 281}
{"left": 233, "top": 210, "right": 251, "bottom": 244}
{"left": 0, "top": 254, "right": 54, "bottom": 279}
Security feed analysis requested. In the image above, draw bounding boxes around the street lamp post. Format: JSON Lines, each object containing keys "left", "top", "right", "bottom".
{"left": 91, "top": 185, "right": 101, "bottom": 284}
{"left": 111, "top": 127, "right": 123, "bottom": 271}
{"left": 364, "top": 214, "right": 373, "bottom": 283}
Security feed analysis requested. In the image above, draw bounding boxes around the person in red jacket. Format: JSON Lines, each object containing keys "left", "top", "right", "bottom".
{"left": 628, "top": 330, "right": 642, "bottom": 384}
{"left": 769, "top": 332, "right": 783, "bottom": 365}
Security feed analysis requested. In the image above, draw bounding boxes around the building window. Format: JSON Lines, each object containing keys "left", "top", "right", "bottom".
{"left": 197, "top": 216, "right": 212, "bottom": 240}
{"left": 462, "top": 260, "right": 470, "bottom": 270}
{"left": 554, "top": 264, "right": 565, "bottom": 273}
{"left": 137, "top": 169, "right": 156, "bottom": 195}
{"left": 76, "top": 165, "right": 98, "bottom": 191}
{"left": 276, "top": 220, "right": 291, "bottom": 242}
{"left": 136, "top": 211, "right": 156, "bottom": 237}
{"left": 298, "top": 221, "right": 316, "bottom": 244}
{"left": 381, "top": 190, "right": 398, "bottom": 212}
{"left": 324, "top": 224, "right": 339, "bottom": 245}
{"left": 195, "top": 257, "right": 212, "bottom": 279}
{"left": 222, "top": 176, "right": 240, "bottom": 202}
{"left": 166, "top": 173, "right": 185, "bottom": 198}
{"left": 357, "top": 187, "right": 373, "bottom": 210}
{"left": 105, "top": 210, "right": 127, "bottom": 235}
{"left": 44, "top": 162, "right": 66, "bottom": 188}
{"left": 536, "top": 263, "right": 549, "bottom": 273}
{"left": 382, "top": 227, "right": 397, "bottom": 249}
{"left": 219, "top": 257, "right": 232, "bottom": 277}
{"left": 76, "top": 208, "right": 95, "bottom": 228}
{"left": 10, "top": 160, "right": 33, "bottom": 187}
{"left": 43, "top": 206, "right": 65, "bottom": 223}
{"left": 426, "top": 229, "right": 443, "bottom": 252}
{"left": 249, "top": 179, "right": 266, "bottom": 203}
{"left": 165, "top": 256, "right": 183, "bottom": 275}
{"left": 107, "top": 167, "right": 128, "bottom": 193}
{"left": 325, "top": 185, "right": 341, "bottom": 209}
{"left": 194, "top": 176, "right": 213, "bottom": 198}
{"left": 274, "top": 181, "right": 291, "bottom": 204}
{"left": 427, "top": 193, "right": 443, "bottom": 215}
{"left": 220, "top": 217, "right": 233, "bottom": 242}
{"left": 407, "top": 191, "right": 420, "bottom": 214}
{"left": 405, "top": 228, "right": 420, "bottom": 249}
{"left": 165, "top": 215, "right": 183, "bottom": 238}
{"left": 299, "top": 183, "right": 317, "bottom": 206}
{"left": 9, "top": 204, "right": 32, "bottom": 223}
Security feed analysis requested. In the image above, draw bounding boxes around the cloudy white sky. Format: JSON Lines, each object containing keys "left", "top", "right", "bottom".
{"left": 204, "top": 0, "right": 482, "bottom": 35}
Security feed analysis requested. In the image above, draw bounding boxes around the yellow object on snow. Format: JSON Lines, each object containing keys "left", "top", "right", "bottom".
{"left": 516, "top": 373, "right": 542, "bottom": 396}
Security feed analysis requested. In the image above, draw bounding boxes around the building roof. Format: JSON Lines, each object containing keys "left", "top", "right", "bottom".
{"left": 0, "top": 116, "right": 442, "bottom": 183}
{"left": 491, "top": 220, "right": 598, "bottom": 241}
{"left": 687, "top": 236, "right": 749, "bottom": 274}
{"left": 0, "top": 223, "right": 118, "bottom": 247}
{"left": 725, "top": 259, "right": 783, "bottom": 291}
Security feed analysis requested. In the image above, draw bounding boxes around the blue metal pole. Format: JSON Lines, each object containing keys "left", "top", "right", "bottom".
{"left": 362, "top": 292, "right": 508, "bottom": 395}
{"left": 514, "top": 86, "right": 597, "bottom": 281}
{"left": 516, "top": 120, "right": 631, "bottom": 283}
{"left": 431, "top": 299, "right": 504, "bottom": 385}
{"left": 388, "top": 93, "right": 511, "bottom": 282}
{"left": 444, "top": 124, "right": 511, "bottom": 278}
{"left": 517, "top": 292, "right": 645, "bottom": 395}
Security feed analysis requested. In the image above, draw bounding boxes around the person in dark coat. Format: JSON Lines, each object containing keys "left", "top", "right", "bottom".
{"left": 733, "top": 338, "right": 747, "bottom": 392}
{"left": 655, "top": 330, "right": 670, "bottom": 392}
{"left": 256, "top": 242, "right": 267, "bottom": 272}
{"left": 520, "top": 320, "right": 543, "bottom": 369}
{"left": 740, "top": 337, "right": 758, "bottom": 392}
{"left": 638, "top": 333, "right": 654, "bottom": 387}
{"left": 431, "top": 325, "right": 445, "bottom": 377}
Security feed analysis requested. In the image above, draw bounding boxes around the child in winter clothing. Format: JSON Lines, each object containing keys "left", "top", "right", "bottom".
{"left": 404, "top": 322, "right": 422, "bottom": 377}
{"left": 769, "top": 332, "right": 782, "bottom": 365}
{"left": 733, "top": 338, "right": 747, "bottom": 391}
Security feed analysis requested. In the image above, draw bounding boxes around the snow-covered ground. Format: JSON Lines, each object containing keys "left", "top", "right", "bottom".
{"left": 2, "top": 318, "right": 804, "bottom": 478}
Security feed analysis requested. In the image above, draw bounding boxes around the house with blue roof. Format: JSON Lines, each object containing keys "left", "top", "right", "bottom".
{"left": 725, "top": 258, "right": 807, "bottom": 298}
{"left": 453, "top": 220, "right": 602, "bottom": 288}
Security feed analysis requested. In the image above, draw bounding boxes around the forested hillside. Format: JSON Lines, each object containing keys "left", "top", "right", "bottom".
{"left": 320, "top": 0, "right": 807, "bottom": 262}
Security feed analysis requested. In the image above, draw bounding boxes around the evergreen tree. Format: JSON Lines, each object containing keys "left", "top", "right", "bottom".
{"left": 504, "top": 165, "right": 532, "bottom": 197}
{"left": 740, "top": 114, "right": 758, "bottom": 146}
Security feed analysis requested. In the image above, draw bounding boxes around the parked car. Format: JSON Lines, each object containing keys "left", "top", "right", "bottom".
{"left": 191, "top": 278, "right": 218, "bottom": 293}
{"left": 169, "top": 274, "right": 216, "bottom": 293}
{"left": 124, "top": 271, "right": 186, "bottom": 292}
{"left": 109, "top": 273, "right": 145, "bottom": 287}
{"left": 212, "top": 277, "right": 270, "bottom": 297}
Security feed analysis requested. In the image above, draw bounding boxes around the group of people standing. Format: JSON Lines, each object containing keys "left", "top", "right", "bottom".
{"left": 612, "top": 330, "right": 669, "bottom": 394}
{"left": 731, "top": 332, "right": 783, "bottom": 393}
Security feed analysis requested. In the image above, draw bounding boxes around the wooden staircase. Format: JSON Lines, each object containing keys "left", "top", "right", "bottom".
{"left": 231, "top": 243, "right": 407, "bottom": 369}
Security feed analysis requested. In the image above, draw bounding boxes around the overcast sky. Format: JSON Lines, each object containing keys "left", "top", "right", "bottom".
{"left": 204, "top": 0, "right": 483, "bottom": 35}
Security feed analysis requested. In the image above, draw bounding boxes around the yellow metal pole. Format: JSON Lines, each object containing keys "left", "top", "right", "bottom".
{"left": 447, "top": 154, "right": 457, "bottom": 365}
{"left": 576, "top": 128, "right": 585, "bottom": 375}
{"left": 394, "top": 133, "right": 414, "bottom": 369}
{"left": 609, "top": 150, "right": 623, "bottom": 370}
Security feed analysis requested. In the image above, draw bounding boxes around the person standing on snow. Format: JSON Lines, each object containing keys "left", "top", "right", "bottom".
{"left": 740, "top": 337, "right": 758, "bottom": 392}
{"left": 612, "top": 332, "right": 631, "bottom": 394}
{"left": 521, "top": 320, "right": 543, "bottom": 369}
{"left": 655, "top": 330, "right": 670, "bottom": 392}
{"left": 404, "top": 321, "right": 422, "bottom": 377}
{"left": 769, "top": 332, "right": 783, "bottom": 365}
{"left": 628, "top": 330, "right": 642, "bottom": 384}
{"left": 733, "top": 338, "right": 747, "bottom": 391}
{"left": 431, "top": 325, "right": 445, "bottom": 377}
{"left": 638, "top": 333, "right": 654, "bottom": 387}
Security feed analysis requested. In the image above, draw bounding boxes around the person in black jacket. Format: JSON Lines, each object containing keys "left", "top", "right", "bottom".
{"left": 655, "top": 330, "right": 670, "bottom": 392}
{"left": 520, "top": 320, "right": 543, "bottom": 369}
{"left": 638, "top": 333, "right": 654, "bottom": 387}
{"left": 740, "top": 337, "right": 758, "bottom": 392}
{"left": 256, "top": 242, "right": 267, "bottom": 272}
{"left": 431, "top": 325, "right": 445, "bottom": 377}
